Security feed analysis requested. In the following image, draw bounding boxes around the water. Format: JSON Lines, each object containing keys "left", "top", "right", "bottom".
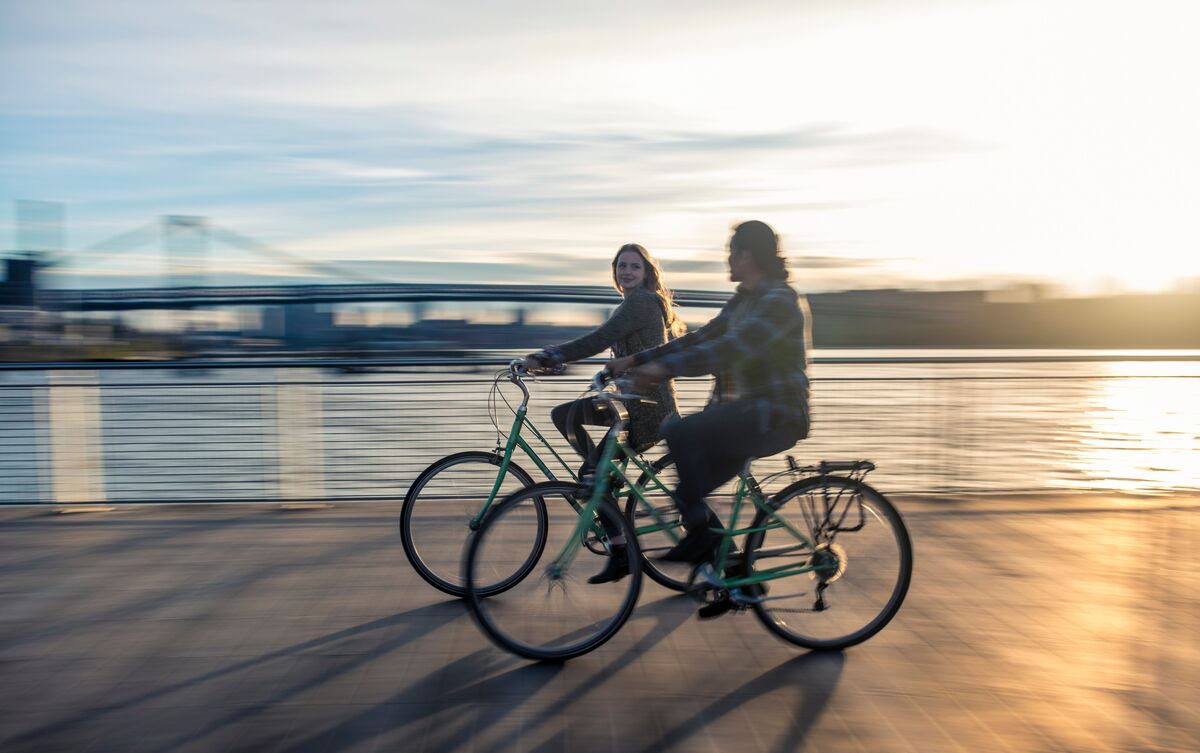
{"left": 1, "top": 350, "right": 1197, "bottom": 504}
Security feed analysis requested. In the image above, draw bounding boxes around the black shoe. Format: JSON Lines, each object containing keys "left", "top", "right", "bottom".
{"left": 577, "top": 461, "right": 595, "bottom": 482}
{"left": 697, "top": 595, "right": 735, "bottom": 620}
{"left": 725, "top": 561, "right": 766, "bottom": 600}
{"left": 660, "top": 528, "right": 721, "bottom": 564}
{"left": 587, "top": 548, "right": 630, "bottom": 584}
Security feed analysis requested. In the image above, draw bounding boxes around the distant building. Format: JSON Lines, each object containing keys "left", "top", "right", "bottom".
{"left": 0, "top": 258, "right": 37, "bottom": 307}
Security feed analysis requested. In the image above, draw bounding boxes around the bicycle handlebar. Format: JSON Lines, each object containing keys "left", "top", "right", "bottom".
{"left": 589, "top": 368, "right": 614, "bottom": 393}
{"left": 590, "top": 369, "right": 656, "bottom": 405}
{"left": 500, "top": 361, "right": 654, "bottom": 405}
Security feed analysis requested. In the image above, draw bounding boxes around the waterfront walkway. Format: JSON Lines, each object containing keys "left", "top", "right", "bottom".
{"left": 1, "top": 495, "right": 1196, "bottom": 753}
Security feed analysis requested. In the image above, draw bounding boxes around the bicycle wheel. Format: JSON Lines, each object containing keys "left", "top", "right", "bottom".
{"left": 744, "top": 476, "right": 912, "bottom": 650}
{"left": 465, "top": 481, "right": 643, "bottom": 661}
{"left": 400, "top": 451, "right": 545, "bottom": 597}
{"left": 625, "top": 454, "right": 690, "bottom": 592}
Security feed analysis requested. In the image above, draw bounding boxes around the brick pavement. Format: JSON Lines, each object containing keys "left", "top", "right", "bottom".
{"left": 0, "top": 496, "right": 1196, "bottom": 753}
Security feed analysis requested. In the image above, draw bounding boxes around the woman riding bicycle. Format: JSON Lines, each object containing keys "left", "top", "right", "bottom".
{"left": 523, "top": 243, "right": 684, "bottom": 583}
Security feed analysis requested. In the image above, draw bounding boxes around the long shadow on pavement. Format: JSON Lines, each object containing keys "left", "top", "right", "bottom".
{"left": 4, "top": 601, "right": 464, "bottom": 752}
{"left": 274, "top": 593, "right": 696, "bottom": 753}
{"left": 626, "top": 650, "right": 845, "bottom": 753}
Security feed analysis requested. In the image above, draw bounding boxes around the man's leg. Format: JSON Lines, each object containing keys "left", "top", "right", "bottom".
{"left": 661, "top": 407, "right": 746, "bottom": 530}
{"left": 659, "top": 402, "right": 764, "bottom": 564}
{"left": 661, "top": 401, "right": 805, "bottom": 563}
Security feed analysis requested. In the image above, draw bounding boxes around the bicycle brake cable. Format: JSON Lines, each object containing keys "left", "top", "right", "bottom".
{"left": 487, "top": 369, "right": 508, "bottom": 446}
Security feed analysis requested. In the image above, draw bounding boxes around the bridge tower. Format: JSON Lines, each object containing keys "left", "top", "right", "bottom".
{"left": 162, "top": 215, "right": 209, "bottom": 288}
{"left": 4, "top": 200, "right": 65, "bottom": 307}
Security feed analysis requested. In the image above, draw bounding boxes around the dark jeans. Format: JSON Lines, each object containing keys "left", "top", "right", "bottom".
{"left": 550, "top": 398, "right": 613, "bottom": 464}
{"left": 662, "top": 400, "right": 808, "bottom": 531}
{"left": 551, "top": 398, "right": 620, "bottom": 539}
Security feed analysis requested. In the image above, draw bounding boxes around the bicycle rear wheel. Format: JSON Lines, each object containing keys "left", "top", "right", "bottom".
{"left": 400, "top": 451, "right": 543, "bottom": 597}
{"left": 744, "top": 476, "right": 912, "bottom": 650}
{"left": 465, "top": 481, "right": 642, "bottom": 661}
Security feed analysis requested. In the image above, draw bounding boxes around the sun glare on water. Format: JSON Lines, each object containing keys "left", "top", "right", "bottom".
{"left": 1073, "top": 366, "right": 1200, "bottom": 492}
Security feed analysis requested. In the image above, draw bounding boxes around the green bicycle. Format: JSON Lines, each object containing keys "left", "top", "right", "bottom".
{"left": 464, "top": 369, "right": 913, "bottom": 661}
{"left": 399, "top": 361, "right": 682, "bottom": 597}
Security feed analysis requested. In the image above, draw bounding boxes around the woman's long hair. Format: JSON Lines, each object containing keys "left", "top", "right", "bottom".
{"left": 611, "top": 243, "right": 687, "bottom": 338}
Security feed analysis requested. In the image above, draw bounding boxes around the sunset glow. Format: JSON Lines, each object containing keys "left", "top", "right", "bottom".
{"left": 2, "top": 1, "right": 1199, "bottom": 294}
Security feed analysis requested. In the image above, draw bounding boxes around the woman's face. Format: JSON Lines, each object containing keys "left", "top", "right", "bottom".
{"left": 615, "top": 251, "right": 647, "bottom": 292}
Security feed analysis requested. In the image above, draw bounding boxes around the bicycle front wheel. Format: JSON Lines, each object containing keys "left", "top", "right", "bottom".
{"left": 745, "top": 476, "right": 912, "bottom": 650}
{"left": 465, "top": 481, "right": 643, "bottom": 661}
{"left": 400, "top": 451, "right": 543, "bottom": 597}
{"left": 626, "top": 454, "right": 691, "bottom": 592}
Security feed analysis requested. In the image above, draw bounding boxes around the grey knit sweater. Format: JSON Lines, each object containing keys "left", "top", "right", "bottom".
{"left": 544, "top": 286, "right": 679, "bottom": 450}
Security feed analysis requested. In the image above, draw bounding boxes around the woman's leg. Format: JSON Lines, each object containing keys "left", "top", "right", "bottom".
{"left": 551, "top": 399, "right": 609, "bottom": 460}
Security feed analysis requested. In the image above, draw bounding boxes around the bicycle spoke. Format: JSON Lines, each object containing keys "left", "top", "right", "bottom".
{"left": 466, "top": 482, "right": 642, "bottom": 661}
{"left": 746, "top": 476, "right": 912, "bottom": 650}
{"left": 400, "top": 452, "right": 537, "bottom": 597}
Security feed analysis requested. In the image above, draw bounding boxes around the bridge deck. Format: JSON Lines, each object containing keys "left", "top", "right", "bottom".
{"left": 1, "top": 495, "right": 1196, "bottom": 753}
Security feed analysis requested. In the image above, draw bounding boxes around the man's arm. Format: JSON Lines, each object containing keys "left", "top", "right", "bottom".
{"left": 656, "top": 286, "right": 802, "bottom": 378}
{"left": 628, "top": 309, "right": 727, "bottom": 367}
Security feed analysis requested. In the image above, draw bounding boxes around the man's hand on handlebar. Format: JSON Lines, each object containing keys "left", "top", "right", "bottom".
{"left": 604, "top": 355, "right": 668, "bottom": 391}
{"left": 629, "top": 362, "right": 669, "bottom": 391}
{"left": 605, "top": 355, "right": 634, "bottom": 375}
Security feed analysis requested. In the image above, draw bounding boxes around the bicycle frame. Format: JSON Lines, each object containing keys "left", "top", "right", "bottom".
{"left": 553, "top": 428, "right": 836, "bottom": 588}
{"left": 468, "top": 373, "right": 578, "bottom": 528}
{"left": 471, "top": 365, "right": 680, "bottom": 533}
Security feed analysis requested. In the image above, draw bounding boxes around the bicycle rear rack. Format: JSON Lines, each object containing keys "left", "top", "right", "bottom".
{"left": 788, "top": 457, "right": 876, "bottom": 476}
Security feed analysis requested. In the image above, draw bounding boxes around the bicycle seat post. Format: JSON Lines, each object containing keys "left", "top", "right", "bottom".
{"left": 739, "top": 457, "right": 765, "bottom": 496}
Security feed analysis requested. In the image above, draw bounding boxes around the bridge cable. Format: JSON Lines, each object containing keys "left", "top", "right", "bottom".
{"left": 209, "top": 226, "right": 400, "bottom": 285}
{"left": 39, "top": 223, "right": 160, "bottom": 269}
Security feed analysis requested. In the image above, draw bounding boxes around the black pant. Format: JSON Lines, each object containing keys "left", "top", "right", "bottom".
{"left": 550, "top": 399, "right": 613, "bottom": 464}
{"left": 551, "top": 398, "right": 622, "bottom": 539}
{"left": 662, "top": 400, "right": 808, "bottom": 530}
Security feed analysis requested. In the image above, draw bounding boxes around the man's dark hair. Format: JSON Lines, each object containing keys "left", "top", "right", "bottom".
{"left": 731, "top": 220, "right": 788, "bottom": 280}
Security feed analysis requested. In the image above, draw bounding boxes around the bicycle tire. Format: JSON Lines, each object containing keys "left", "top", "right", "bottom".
{"left": 744, "top": 475, "right": 912, "bottom": 650}
{"left": 400, "top": 451, "right": 546, "bottom": 597}
{"left": 465, "top": 481, "right": 643, "bottom": 661}
{"left": 625, "top": 453, "right": 691, "bottom": 592}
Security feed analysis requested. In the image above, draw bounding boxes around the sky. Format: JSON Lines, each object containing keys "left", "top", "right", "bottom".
{"left": 2, "top": 0, "right": 1199, "bottom": 295}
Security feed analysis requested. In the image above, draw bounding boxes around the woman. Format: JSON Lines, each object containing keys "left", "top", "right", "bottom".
{"left": 524, "top": 243, "right": 684, "bottom": 582}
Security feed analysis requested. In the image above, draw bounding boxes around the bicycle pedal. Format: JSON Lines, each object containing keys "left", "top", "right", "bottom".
{"left": 691, "top": 562, "right": 723, "bottom": 589}
{"left": 728, "top": 588, "right": 766, "bottom": 606}
{"left": 697, "top": 597, "right": 738, "bottom": 620}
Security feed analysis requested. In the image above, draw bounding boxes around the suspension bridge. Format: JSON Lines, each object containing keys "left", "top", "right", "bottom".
{"left": 3, "top": 202, "right": 730, "bottom": 311}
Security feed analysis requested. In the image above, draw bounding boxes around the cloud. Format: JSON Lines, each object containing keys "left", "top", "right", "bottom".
{"left": 11, "top": 0, "right": 1197, "bottom": 296}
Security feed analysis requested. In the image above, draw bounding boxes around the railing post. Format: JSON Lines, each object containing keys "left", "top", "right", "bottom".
{"left": 47, "top": 371, "right": 107, "bottom": 505}
{"left": 274, "top": 368, "right": 326, "bottom": 502}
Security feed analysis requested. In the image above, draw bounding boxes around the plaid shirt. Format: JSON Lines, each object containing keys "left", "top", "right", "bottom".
{"left": 632, "top": 279, "right": 811, "bottom": 428}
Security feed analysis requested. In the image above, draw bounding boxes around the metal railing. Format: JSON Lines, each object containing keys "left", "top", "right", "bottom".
{"left": 2, "top": 354, "right": 1198, "bottom": 505}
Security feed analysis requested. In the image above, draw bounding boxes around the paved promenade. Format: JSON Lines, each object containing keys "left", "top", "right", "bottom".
{"left": 0, "top": 495, "right": 1196, "bottom": 753}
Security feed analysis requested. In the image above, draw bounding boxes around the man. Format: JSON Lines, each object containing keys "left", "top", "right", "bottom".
{"left": 608, "top": 220, "right": 812, "bottom": 565}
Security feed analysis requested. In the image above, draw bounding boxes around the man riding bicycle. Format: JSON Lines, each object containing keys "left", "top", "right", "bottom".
{"left": 608, "top": 220, "right": 812, "bottom": 566}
